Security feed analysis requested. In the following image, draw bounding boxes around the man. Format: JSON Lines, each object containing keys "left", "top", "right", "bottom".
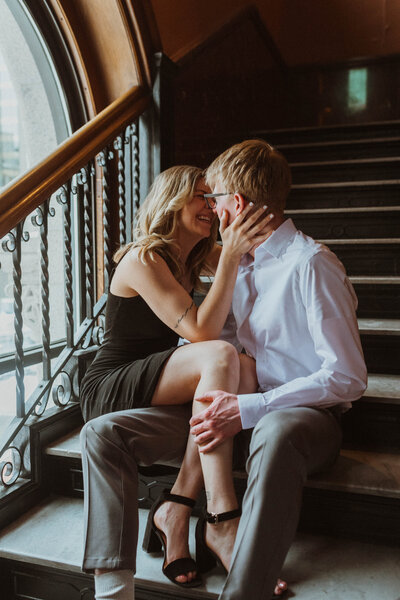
{"left": 190, "top": 139, "right": 367, "bottom": 600}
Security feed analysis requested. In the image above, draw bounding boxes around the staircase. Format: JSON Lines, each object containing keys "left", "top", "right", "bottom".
{"left": 1, "top": 121, "right": 400, "bottom": 599}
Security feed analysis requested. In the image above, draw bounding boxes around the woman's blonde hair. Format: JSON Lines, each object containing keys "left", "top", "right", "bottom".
{"left": 114, "top": 165, "right": 218, "bottom": 290}
{"left": 206, "top": 139, "right": 291, "bottom": 212}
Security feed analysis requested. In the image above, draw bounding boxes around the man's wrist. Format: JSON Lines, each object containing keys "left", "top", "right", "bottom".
{"left": 237, "top": 392, "right": 266, "bottom": 429}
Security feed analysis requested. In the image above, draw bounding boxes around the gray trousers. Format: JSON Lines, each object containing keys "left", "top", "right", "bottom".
{"left": 80, "top": 404, "right": 342, "bottom": 599}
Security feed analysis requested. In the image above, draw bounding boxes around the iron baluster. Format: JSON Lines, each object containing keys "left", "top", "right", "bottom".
{"left": 78, "top": 166, "right": 94, "bottom": 318}
{"left": 114, "top": 135, "right": 126, "bottom": 246}
{"left": 97, "top": 148, "right": 113, "bottom": 291}
{"left": 56, "top": 182, "right": 74, "bottom": 347}
{"left": 32, "top": 200, "right": 53, "bottom": 383}
{"left": 2, "top": 224, "right": 28, "bottom": 418}
{"left": 131, "top": 120, "right": 140, "bottom": 215}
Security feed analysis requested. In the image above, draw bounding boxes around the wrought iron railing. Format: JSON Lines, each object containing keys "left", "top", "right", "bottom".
{"left": 0, "top": 120, "right": 141, "bottom": 493}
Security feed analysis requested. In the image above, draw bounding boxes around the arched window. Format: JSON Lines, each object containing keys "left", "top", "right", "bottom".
{"left": 0, "top": 0, "right": 85, "bottom": 428}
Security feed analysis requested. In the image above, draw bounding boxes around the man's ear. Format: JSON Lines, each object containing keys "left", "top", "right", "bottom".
{"left": 234, "top": 193, "right": 247, "bottom": 215}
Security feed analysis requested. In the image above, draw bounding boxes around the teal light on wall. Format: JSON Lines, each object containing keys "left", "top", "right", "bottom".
{"left": 348, "top": 68, "right": 368, "bottom": 111}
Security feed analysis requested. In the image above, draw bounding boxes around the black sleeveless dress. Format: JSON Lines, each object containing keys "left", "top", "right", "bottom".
{"left": 80, "top": 291, "right": 180, "bottom": 422}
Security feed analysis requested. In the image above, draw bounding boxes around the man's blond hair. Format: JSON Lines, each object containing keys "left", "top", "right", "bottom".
{"left": 206, "top": 139, "right": 291, "bottom": 212}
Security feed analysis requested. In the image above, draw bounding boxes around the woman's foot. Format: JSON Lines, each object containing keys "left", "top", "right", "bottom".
{"left": 203, "top": 515, "right": 240, "bottom": 571}
{"left": 153, "top": 499, "right": 197, "bottom": 584}
{"left": 199, "top": 511, "right": 288, "bottom": 598}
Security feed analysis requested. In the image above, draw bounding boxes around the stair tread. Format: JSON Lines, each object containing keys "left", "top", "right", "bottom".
{"left": 358, "top": 318, "right": 400, "bottom": 334}
{"left": 1, "top": 495, "right": 399, "bottom": 599}
{"left": 254, "top": 118, "right": 400, "bottom": 136}
{"left": 320, "top": 238, "right": 400, "bottom": 243}
{"left": 46, "top": 417, "right": 400, "bottom": 498}
{"left": 0, "top": 498, "right": 222, "bottom": 597}
{"left": 350, "top": 276, "right": 400, "bottom": 284}
{"left": 291, "top": 156, "right": 400, "bottom": 167}
{"left": 292, "top": 179, "right": 400, "bottom": 189}
{"left": 46, "top": 370, "right": 400, "bottom": 460}
{"left": 45, "top": 428, "right": 81, "bottom": 459}
{"left": 364, "top": 374, "right": 400, "bottom": 401}
{"left": 286, "top": 206, "right": 400, "bottom": 214}
{"left": 306, "top": 447, "right": 400, "bottom": 498}
{"left": 278, "top": 135, "right": 400, "bottom": 150}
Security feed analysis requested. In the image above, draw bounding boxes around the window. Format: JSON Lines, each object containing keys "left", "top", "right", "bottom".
{"left": 0, "top": 0, "right": 73, "bottom": 430}
{"left": 348, "top": 68, "right": 368, "bottom": 112}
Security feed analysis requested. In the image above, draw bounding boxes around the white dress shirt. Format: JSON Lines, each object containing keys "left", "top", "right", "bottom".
{"left": 220, "top": 219, "right": 367, "bottom": 429}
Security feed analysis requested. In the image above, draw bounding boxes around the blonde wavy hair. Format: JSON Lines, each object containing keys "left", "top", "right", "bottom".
{"left": 113, "top": 165, "right": 218, "bottom": 290}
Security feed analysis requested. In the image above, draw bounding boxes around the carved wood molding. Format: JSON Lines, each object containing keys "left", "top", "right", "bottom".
{"left": 0, "top": 86, "right": 150, "bottom": 239}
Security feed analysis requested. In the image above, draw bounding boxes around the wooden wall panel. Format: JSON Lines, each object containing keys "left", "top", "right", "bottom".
{"left": 151, "top": 0, "right": 400, "bottom": 67}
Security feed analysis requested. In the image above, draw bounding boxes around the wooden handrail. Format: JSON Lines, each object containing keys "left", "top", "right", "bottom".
{"left": 0, "top": 85, "right": 151, "bottom": 239}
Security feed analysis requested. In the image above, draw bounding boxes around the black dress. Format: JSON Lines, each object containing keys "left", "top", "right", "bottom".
{"left": 80, "top": 291, "right": 180, "bottom": 422}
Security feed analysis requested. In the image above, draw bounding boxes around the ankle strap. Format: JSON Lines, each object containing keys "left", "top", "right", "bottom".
{"left": 161, "top": 488, "right": 196, "bottom": 508}
{"left": 206, "top": 507, "right": 241, "bottom": 524}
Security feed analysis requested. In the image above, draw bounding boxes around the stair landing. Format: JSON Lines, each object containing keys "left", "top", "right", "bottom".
{"left": 0, "top": 495, "right": 400, "bottom": 600}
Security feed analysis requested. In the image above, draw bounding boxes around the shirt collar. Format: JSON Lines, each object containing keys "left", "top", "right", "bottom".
{"left": 255, "top": 218, "right": 298, "bottom": 259}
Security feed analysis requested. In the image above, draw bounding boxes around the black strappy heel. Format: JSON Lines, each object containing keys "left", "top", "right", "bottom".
{"left": 195, "top": 507, "right": 241, "bottom": 574}
{"left": 142, "top": 488, "right": 201, "bottom": 588}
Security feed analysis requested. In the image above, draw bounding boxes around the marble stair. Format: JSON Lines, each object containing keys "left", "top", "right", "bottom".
{"left": 1, "top": 494, "right": 400, "bottom": 600}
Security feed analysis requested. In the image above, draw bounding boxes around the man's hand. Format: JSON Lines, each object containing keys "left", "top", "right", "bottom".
{"left": 190, "top": 390, "right": 242, "bottom": 453}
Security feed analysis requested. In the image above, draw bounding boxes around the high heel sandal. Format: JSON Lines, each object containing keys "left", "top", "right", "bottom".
{"left": 142, "top": 488, "right": 201, "bottom": 588}
{"left": 195, "top": 508, "right": 287, "bottom": 599}
{"left": 195, "top": 507, "right": 241, "bottom": 575}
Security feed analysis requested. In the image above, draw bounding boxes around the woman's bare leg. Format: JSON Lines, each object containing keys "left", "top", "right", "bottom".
{"left": 150, "top": 340, "right": 240, "bottom": 583}
{"left": 189, "top": 353, "right": 256, "bottom": 571}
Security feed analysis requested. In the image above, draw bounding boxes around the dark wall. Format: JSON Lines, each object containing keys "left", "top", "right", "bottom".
{"left": 171, "top": 12, "right": 400, "bottom": 168}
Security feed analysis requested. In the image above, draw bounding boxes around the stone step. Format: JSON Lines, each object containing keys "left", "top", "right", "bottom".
{"left": 291, "top": 156, "right": 400, "bottom": 184}
{"left": 362, "top": 373, "right": 400, "bottom": 403}
{"left": 278, "top": 136, "right": 400, "bottom": 162}
{"left": 288, "top": 179, "right": 400, "bottom": 209}
{"left": 358, "top": 318, "right": 400, "bottom": 336}
{"left": 0, "top": 497, "right": 220, "bottom": 599}
{"left": 351, "top": 276, "right": 400, "bottom": 319}
{"left": 256, "top": 119, "right": 400, "bottom": 145}
{"left": 359, "top": 319, "right": 400, "bottom": 375}
{"left": 286, "top": 206, "right": 400, "bottom": 239}
{"left": 45, "top": 370, "right": 400, "bottom": 482}
{"left": 342, "top": 374, "right": 400, "bottom": 450}
{"left": 322, "top": 239, "right": 400, "bottom": 276}
{"left": 1, "top": 495, "right": 400, "bottom": 599}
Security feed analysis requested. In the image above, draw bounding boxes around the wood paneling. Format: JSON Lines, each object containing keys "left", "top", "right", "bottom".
{"left": 151, "top": 0, "right": 400, "bottom": 67}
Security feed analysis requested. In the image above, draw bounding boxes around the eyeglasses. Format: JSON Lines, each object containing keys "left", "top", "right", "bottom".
{"left": 202, "top": 192, "right": 235, "bottom": 210}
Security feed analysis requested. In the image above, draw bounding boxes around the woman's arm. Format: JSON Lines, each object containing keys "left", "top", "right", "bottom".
{"left": 203, "top": 243, "right": 222, "bottom": 276}
{"left": 114, "top": 205, "right": 272, "bottom": 342}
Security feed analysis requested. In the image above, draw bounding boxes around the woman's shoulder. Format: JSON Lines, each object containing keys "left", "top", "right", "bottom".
{"left": 115, "top": 247, "right": 174, "bottom": 285}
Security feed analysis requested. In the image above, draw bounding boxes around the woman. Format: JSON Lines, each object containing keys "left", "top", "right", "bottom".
{"left": 80, "top": 166, "right": 286, "bottom": 599}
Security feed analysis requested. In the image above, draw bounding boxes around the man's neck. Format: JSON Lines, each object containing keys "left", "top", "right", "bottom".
{"left": 248, "top": 213, "right": 285, "bottom": 258}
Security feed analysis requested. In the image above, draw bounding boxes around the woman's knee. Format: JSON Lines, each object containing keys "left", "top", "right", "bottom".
{"left": 201, "top": 340, "right": 239, "bottom": 372}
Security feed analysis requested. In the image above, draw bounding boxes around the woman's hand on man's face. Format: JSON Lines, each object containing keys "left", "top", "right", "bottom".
{"left": 219, "top": 203, "right": 274, "bottom": 261}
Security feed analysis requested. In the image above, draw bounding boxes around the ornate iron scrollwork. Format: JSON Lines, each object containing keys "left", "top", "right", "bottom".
{"left": 0, "top": 447, "right": 22, "bottom": 487}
